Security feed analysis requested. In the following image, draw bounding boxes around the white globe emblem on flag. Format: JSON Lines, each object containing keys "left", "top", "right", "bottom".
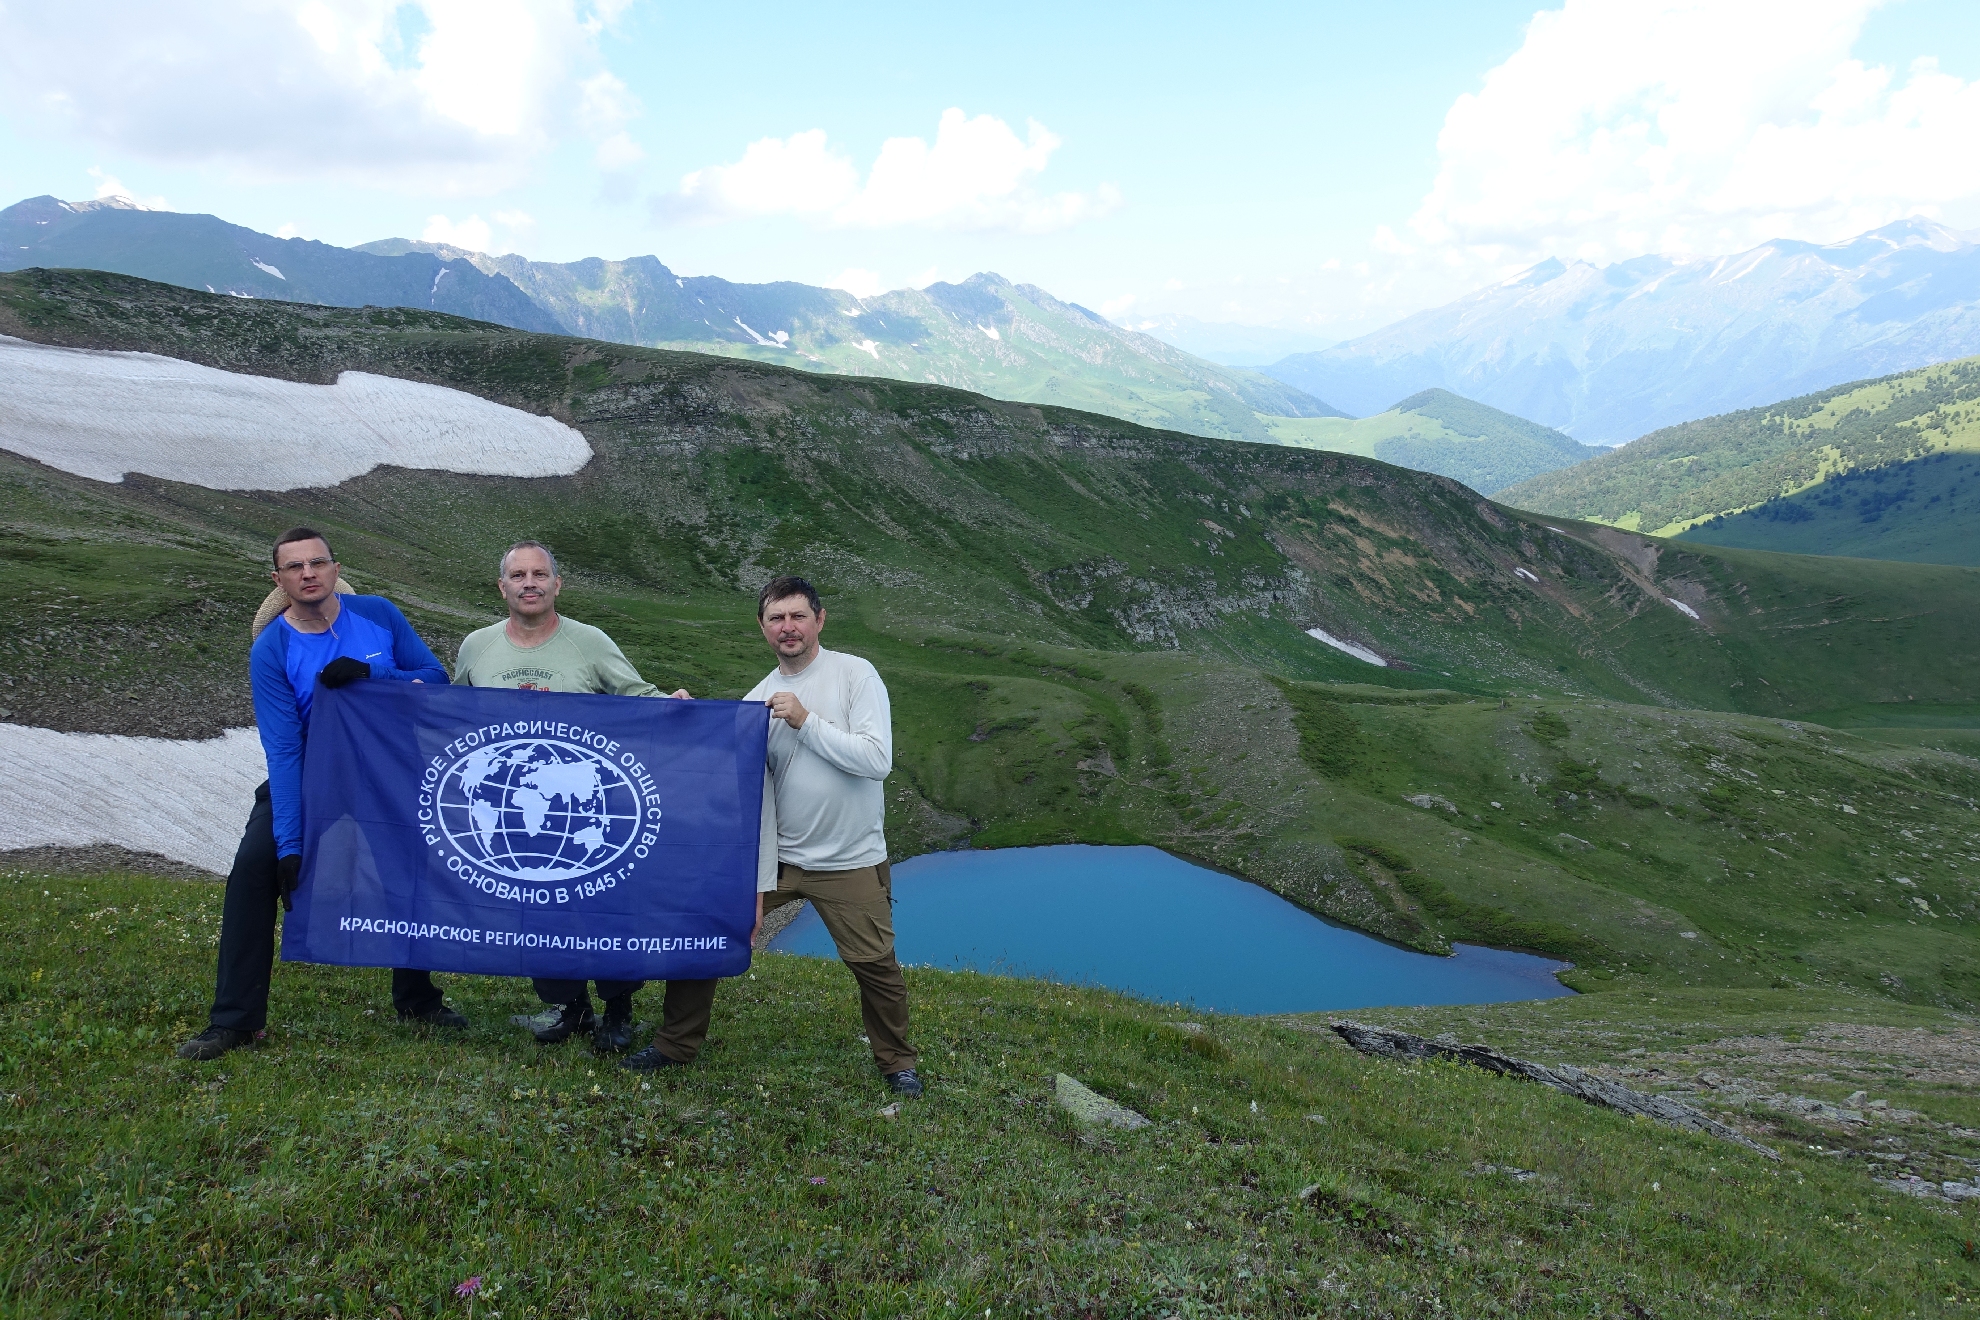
{"left": 434, "top": 737, "right": 645, "bottom": 882}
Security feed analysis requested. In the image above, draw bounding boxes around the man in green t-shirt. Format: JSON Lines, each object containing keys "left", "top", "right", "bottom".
{"left": 455, "top": 540, "right": 700, "bottom": 1055}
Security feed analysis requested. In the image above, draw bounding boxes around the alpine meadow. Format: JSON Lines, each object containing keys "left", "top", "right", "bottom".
{"left": 5, "top": 267, "right": 1980, "bottom": 1318}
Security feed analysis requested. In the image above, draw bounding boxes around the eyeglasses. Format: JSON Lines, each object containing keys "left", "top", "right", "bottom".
{"left": 278, "top": 557, "right": 336, "bottom": 573}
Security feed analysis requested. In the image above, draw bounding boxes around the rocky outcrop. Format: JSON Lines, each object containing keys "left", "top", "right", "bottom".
{"left": 1330, "top": 1021, "right": 1778, "bottom": 1159}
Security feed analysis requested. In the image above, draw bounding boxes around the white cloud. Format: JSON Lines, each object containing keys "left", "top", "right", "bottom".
{"left": 595, "top": 131, "right": 645, "bottom": 170}
{"left": 423, "top": 213, "right": 493, "bottom": 251}
{"left": 826, "top": 268, "right": 886, "bottom": 299}
{"left": 659, "top": 109, "right": 1116, "bottom": 233}
{"left": 670, "top": 130, "right": 860, "bottom": 219}
{"left": 577, "top": 69, "right": 643, "bottom": 170}
{"left": 0, "top": 1, "right": 640, "bottom": 193}
{"left": 85, "top": 167, "right": 166, "bottom": 210}
{"left": 1410, "top": 0, "right": 1980, "bottom": 266}
{"left": 420, "top": 208, "right": 532, "bottom": 253}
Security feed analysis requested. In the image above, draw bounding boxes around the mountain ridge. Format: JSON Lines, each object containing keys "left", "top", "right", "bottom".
{"left": 355, "top": 235, "right": 1346, "bottom": 442}
{"left": 0, "top": 194, "right": 1342, "bottom": 446}
{"left": 1263, "top": 218, "right": 1980, "bottom": 443}
{"left": 0, "top": 195, "right": 561, "bottom": 332}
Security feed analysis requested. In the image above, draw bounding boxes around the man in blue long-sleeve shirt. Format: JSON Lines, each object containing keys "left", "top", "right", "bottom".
{"left": 177, "top": 527, "right": 463, "bottom": 1061}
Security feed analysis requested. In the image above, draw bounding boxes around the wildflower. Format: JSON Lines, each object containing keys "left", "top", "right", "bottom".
{"left": 455, "top": 1276, "right": 483, "bottom": 1298}
{"left": 808, "top": 1177, "right": 827, "bottom": 1185}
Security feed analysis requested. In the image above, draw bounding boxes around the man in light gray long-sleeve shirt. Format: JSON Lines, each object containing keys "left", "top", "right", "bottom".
{"left": 747, "top": 575, "right": 920, "bottom": 1096}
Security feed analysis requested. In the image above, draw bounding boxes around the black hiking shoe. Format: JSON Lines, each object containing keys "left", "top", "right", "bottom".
{"left": 399, "top": 1003, "right": 469, "bottom": 1030}
{"left": 175, "top": 1026, "right": 257, "bottom": 1061}
{"left": 620, "top": 1045, "right": 688, "bottom": 1073}
{"left": 592, "top": 993, "right": 636, "bottom": 1055}
{"left": 521, "top": 1000, "right": 595, "bottom": 1044}
{"left": 884, "top": 1068, "right": 924, "bottom": 1097}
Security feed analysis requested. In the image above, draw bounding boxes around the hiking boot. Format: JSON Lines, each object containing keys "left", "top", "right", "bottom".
{"left": 884, "top": 1068, "right": 924, "bottom": 1097}
{"left": 522, "top": 999, "right": 595, "bottom": 1044}
{"left": 620, "top": 1044, "right": 687, "bottom": 1073}
{"left": 399, "top": 1003, "right": 469, "bottom": 1030}
{"left": 592, "top": 993, "right": 636, "bottom": 1055}
{"left": 175, "top": 1026, "right": 257, "bottom": 1061}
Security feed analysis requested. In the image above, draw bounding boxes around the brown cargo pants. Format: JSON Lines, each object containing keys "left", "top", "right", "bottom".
{"left": 763, "top": 861, "right": 917, "bottom": 1074}
{"left": 642, "top": 978, "right": 721, "bottom": 1064}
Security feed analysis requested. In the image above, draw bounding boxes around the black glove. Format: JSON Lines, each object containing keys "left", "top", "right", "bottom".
{"left": 317, "top": 656, "right": 372, "bottom": 688}
{"left": 276, "top": 854, "right": 302, "bottom": 912}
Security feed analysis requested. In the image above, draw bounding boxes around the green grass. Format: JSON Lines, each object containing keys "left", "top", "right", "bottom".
{"left": 1678, "top": 451, "right": 1980, "bottom": 566}
{"left": 1502, "top": 354, "right": 1980, "bottom": 538}
{"left": 6, "top": 869, "right": 1980, "bottom": 1318}
{"left": 1272, "top": 688, "right": 1980, "bottom": 1005}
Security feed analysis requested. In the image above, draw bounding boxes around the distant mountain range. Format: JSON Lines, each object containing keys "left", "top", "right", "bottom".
{"left": 1263, "top": 219, "right": 1980, "bottom": 444}
{"left": 354, "top": 237, "right": 1343, "bottom": 443}
{"left": 1500, "top": 353, "right": 1980, "bottom": 568}
{"left": 1256, "top": 388, "right": 1598, "bottom": 495}
{"left": 0, "top": 195, "right": 561, "bottom": 333}
{"left": 0, "top": 195, "right": 1342, "bottom": 446}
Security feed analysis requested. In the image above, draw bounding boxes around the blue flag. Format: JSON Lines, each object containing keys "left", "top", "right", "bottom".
{"left": 282, "top": 682, "right": 770, "bottom": 981}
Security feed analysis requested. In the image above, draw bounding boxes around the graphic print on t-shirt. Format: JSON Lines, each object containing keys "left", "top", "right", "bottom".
{"left": 492, "top": 664, "right": 558, "bottom": 691}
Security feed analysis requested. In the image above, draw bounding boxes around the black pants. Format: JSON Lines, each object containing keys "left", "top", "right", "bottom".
{"left": 208, "top": 781, "right": 444, "bottom": 1032}
{"left": 532, "top": 977, "right": 646, "bottom": 1006}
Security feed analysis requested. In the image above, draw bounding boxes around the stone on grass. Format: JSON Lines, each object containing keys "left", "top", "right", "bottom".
{"left": 1054, "top": 1074, "right": 1150, "bottom": 1130}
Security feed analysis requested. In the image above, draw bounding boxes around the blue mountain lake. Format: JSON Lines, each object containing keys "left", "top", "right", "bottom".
{"left": 769, "top": 844, "right": 1573, "bottom": 1015}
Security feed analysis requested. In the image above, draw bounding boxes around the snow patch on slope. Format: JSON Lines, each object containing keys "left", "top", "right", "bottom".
{"left": 250, "top": 258, "right": 285, "bottom": 280}
{"left": 1666, "top": 597, "right": 1701, "bottom": 620}
{"left": 1305, "top": 627, "right": 1387, "bottom": 667}
{"left": 0, "top": 725, "right": 266, "bottom": 875}
{"left": 0, "top": 336, "right": 591, "bottom": 490}
{"left": 733, "top": 317, "right": 790, "bottom": 348}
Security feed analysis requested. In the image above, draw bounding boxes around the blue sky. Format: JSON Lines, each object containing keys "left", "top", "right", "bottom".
{"left": 3, "top": 0, "right": 1977, "bottom": 344}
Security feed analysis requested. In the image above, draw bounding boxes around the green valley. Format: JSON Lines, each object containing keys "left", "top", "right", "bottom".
{"left": 5, "top": 268, "right": 1980, "bottom": 1315}
{"left": 1259, "top": 387, "right": 1599, "bottom": 494}
{"left": 5, "top": 265, "right": 1979, "bottom": 980}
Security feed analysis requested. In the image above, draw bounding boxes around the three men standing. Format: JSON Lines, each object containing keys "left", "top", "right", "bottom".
{"left": 181, "top": 537, "right": 915, "bottom": 1097}
{"left": 747, "top": 576, "right": 921, "bottom": 1096}
{"left": 178, "top": 527, "right": 461, "bottom": 1061}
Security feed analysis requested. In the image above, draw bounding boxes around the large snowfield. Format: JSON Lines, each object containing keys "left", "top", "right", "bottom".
{"left": 0, "top": 724, "right": 265, "bottom": 874}
{"left": 0, "top": 335, "right": 591, "bottom": 489}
